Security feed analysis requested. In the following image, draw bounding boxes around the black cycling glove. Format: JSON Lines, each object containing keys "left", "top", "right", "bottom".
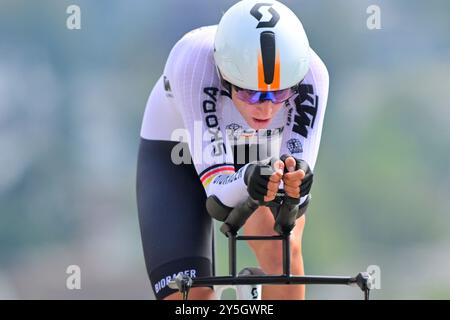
{"left": 244, "top": 158, "right": 277, "bottom": 202}
{"left": 280, "top": 154, "right": 313, "bottom": 198}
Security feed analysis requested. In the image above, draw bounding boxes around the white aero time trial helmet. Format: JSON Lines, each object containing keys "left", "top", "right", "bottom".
{"left": 214, "top": 0, "right": 310, "bottom": 92}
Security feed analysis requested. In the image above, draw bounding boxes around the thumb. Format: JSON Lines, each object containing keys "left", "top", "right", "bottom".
{"left": 284, "top": 156, "right": 296, "bottom": 172}
{"left": 273, "top": 159, "right": 285, "bottom": 176}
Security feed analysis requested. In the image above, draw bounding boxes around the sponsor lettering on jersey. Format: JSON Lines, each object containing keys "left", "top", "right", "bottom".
{"left": 203, "top": 86, "right": 227, "bottom": 157}
{"left": 292, "top": 83, "right": 318, "bottom": 139}
{"left": 163, "top": 75, "right": 173, "bottom": 98}
{"left": 212, "top": 166, "right": 245, "bottom": 185}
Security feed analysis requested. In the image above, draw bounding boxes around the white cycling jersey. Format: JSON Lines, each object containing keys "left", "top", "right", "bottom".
{"left": 141, "top": 25, "right": 329, "bottom": 208}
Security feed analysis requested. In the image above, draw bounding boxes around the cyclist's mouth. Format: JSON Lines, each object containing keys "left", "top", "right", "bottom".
{"left": 252, "top": 117, "right": 271, "bottom": 125}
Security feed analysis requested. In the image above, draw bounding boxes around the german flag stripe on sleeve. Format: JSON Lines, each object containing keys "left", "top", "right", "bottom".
{"left": 200, "top": 164, "right": 235, "bottom": 188}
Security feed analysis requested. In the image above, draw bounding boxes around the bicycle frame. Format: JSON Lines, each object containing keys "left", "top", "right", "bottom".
{"left": 169, "top": 196, "right": 372, "bottom": 300}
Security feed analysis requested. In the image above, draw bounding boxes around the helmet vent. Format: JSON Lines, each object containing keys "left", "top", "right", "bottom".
{"left": 258, "top": 31, "right": 280, "bottom": 90}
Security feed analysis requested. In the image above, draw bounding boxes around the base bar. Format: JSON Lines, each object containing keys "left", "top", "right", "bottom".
{"left": 190, "top": 275, "right": 356, "bottom": 287}
{"left": 236, "top": 235, "right": 285, "bottom": 241}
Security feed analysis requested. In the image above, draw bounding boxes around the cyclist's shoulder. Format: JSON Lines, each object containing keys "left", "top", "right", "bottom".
{"left": 164, "top": 25, "right": 217, "bottom": 85}
{"left": 307, "top": 48, "right": 329, "bottom": 86}
{"left": 180, "top": 25, "right": 218, "bottom": 42}
{"left": 169, "top": 25, "right": 217, "bottom": 58}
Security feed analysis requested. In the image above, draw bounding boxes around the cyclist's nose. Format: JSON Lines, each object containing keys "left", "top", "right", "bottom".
{"left": 256, "top": 100, "right": 274, "bottom": 114}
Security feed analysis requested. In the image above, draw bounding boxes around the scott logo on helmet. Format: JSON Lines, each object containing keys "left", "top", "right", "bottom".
{"left": 250, "top": 3, "right": 280, "bottom": 28}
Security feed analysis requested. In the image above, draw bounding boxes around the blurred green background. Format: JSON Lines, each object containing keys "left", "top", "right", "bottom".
{"left": 1, "top": 0, "right": 449, "bottom": 299}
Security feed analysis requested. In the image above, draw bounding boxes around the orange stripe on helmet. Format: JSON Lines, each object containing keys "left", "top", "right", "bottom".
{"left": 258, "top": 50, "right": 280, "bottom": 91}
{"left": 257, "top": 52, "right": 267, "bottom": 91}
{"left": 272, "top": 50, "right": 280, "bottom": 90}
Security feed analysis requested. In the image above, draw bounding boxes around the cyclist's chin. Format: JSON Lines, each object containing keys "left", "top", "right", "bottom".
{"left": 249, "top": 117, "right": 272, "bottom": 129}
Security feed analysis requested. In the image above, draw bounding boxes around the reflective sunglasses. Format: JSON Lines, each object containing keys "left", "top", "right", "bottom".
{"left": 231, "top": 83, "right": 298, "bottom": 105}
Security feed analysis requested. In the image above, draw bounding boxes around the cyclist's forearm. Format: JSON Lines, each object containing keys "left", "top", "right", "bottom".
{"left": 204, "top": 163, "right": 251, "bottom": 208}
